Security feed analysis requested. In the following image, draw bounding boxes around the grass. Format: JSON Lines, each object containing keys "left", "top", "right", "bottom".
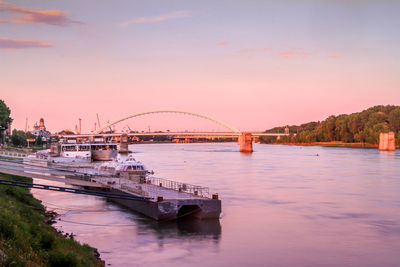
{"left": 0, "top": 173, "right": 104, "bottom": 267}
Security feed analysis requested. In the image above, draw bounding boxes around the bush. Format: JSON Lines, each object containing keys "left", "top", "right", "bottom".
{"left": 0, "top": 215, "right": 15, "bottom": 239}
{"left": 48, "top": 251, "right": 78, "bottom": 267}
{"left": 40, "top": 232, "right": 55, "bottom": 249}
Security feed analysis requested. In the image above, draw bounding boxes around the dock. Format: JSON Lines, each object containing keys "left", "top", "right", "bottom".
{"left": 0, "top": 157, "right": 221, "bottom": 221}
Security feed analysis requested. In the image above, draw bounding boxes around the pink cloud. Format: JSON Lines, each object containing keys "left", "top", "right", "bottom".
{"left": 279, "top": 48, "right": 309, "bottom": 58}
{"left": 0, "top": 2, "right": 82, "bottom": 26}
{"left": 237, "top": 48, "right": 257, "bottom": 53}
{"left": 218, "top": 41, "right": 227, "bottom": 45}
{"left": 279, "top": 50, "right": 295, "bottom": 56}
{"left": 0, "top": 37, "right": 54, "bottom": 49}
{"left": 329, "top": 54, "right": 341, "bottom": 59}
{"left": 117, "top": 11, "right": 192, "bottom": 27}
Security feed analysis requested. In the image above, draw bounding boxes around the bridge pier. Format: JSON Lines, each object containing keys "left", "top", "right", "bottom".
{"left": 239, "top": 133, "right": 253, "bottom": 153}
{"left": 119, "top": 133, "right": 129, "bottom": 153}
{"left": 379, "top": 132, "right": 396, "bottom": 151}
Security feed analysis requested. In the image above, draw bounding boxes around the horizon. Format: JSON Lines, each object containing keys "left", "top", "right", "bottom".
{"left": 2, "top": 1, "right": 400, "bottom": 132}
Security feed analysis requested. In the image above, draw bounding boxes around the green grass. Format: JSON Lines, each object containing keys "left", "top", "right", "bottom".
{"left": 0, "top": 173, "right": 103, "bottom": 267}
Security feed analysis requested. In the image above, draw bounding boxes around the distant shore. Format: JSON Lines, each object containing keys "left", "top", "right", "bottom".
{"left": 261, "top": 141, "right": 386, "bottom": 149}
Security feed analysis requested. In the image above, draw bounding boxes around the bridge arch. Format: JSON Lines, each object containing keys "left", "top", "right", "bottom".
{"left": 95, "top": 110, "right": 241, "bottom": 134}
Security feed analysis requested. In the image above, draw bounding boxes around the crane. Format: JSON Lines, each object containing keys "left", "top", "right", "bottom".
{"left": 96, "top": 113, "right": 101, "bottom": 128}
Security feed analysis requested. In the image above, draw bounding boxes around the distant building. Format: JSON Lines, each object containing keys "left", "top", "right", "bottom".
{"left": 31, "top": 118, "right": 51, "bottom": 140}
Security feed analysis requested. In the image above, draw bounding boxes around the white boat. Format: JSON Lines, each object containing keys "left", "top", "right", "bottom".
{"left": 96, "top": 154, "right": 153, "bottom": 179}
{"left": 50, "top": 142, "right": 118, "bottom": 162}
{"left": 60, "top": 144, "right": 91, "bottom": 160}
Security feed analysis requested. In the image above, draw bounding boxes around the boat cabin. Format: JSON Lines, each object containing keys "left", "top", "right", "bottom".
{"left": 60, "top": 144, "right": 91, "bottom": 159}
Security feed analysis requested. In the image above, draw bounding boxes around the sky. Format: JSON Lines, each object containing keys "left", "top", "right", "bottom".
{"left": 1, "top": 0, "right": 400, "bottom": 133}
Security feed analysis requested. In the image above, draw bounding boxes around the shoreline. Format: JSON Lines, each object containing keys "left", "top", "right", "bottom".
{"left": 0, "top": 172, "right": 105, "bottom": 266}
{"left": 260, "top": 142, "right": 385, "bottom": 149}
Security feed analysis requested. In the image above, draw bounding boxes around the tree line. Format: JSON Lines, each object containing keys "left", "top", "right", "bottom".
{"left": 0, "top": 99, "right": 48, "bottom": 148}
{"left": 261, "top": 105, "right": 400, "bottom": 145}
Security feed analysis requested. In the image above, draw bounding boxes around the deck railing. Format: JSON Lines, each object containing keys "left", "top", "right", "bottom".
{"left": 146, "top": 176, "right": 210, "bottom": 198}
{"left": 0, "top": 150, "right": 29, "bottom": 158}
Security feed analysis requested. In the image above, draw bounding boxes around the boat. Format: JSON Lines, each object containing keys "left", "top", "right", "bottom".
{"left": 50, "top": 141, "right": 118, "bottom": 162}
{"left": 96, "top": 154, "right": 153, "bottom": 179}
{"left": 59, "top": 143, "right": 91, "bottom": 160}
{"left": 90, "top": 143, "right": 118, "bottom": 161}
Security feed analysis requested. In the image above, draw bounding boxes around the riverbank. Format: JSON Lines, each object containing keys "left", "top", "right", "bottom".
{"left": 261, "top": 141, "right": 384, "bottom": 148}
{"left": 0, "top": 173, "right": 104, "bottom": 267}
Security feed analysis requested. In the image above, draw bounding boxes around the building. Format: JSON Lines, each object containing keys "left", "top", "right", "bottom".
{"left": 31, "top": 118, "right": 51, "bottom": 140}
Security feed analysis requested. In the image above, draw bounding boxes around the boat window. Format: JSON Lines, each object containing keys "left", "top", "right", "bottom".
{"left": 63, "top": 145, "right": 77, "bottom": 151}
{"left": 79, "top": 145, "right": 90, "bottom": 151}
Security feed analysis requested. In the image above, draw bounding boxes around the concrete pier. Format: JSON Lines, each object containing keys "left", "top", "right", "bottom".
{"left": 239, "top": 133, "right": 253, "bottom": 153}
{"left": 379, "top": 132, "right": 396, "bottom": 151}
{"left": 119, "top": 133, "right": 129, "bottom": 153}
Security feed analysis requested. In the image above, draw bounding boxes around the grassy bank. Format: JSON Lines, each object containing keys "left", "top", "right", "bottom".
{"left": 0, "top": 173, "right": 104, "bottom": 267}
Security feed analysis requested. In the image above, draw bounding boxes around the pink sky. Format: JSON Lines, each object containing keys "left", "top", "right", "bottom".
{"left": 1, "top": 1, "right": 399, "bottom": 133}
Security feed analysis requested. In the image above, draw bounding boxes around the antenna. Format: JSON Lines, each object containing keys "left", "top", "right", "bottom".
{"left": 25, "top": 118, "right": 28, "bottom": 132}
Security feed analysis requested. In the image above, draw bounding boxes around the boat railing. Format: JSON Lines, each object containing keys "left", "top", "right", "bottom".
{"left": 146, "top": 176, "right": 210, "bottom": 198}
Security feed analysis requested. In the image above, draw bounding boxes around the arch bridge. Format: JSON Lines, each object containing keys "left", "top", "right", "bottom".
{"left": 69, "top": 110, "right": 290, "bottom": 153}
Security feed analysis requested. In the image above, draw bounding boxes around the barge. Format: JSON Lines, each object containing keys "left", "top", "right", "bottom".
{"left": 71, "top": 174, "right": 221, "bottom": 220}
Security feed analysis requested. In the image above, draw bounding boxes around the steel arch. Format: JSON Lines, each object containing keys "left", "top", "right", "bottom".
{"left": 95, "top": 110, "right": 240, "bottom": 134}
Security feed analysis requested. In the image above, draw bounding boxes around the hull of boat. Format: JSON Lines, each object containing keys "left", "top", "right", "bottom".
{"left": 92, "top": 150, "right": 118, "bottom": 161}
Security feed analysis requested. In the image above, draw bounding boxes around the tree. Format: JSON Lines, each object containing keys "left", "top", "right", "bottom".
{"left": 0, "top": 99, "right": 12, "bottom": 129}
{"left": 0, "top": 99, "right": 12, "bottom": 142}
{"left": 263, "top": 105, "right": 400, "bottom": 145}
{"left": 11, "top": 129, "right": 27, "bottom": 147}
{"left": 388, "top": 107, "right": 400, "bottom": 132}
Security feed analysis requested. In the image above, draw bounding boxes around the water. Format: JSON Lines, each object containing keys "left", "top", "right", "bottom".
{"left": 32, "top": 143, "right": 400, "bottom": 267}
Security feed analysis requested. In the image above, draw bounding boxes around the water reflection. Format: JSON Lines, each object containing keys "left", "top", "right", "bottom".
{"left": 30, "top": 143, "right": 400, "bottom": 267}
{"left": 32, "top": 178, "right": 221, "bottom": 266}
{"left": 136, "top": 217, "right": 221, "bottom": 242}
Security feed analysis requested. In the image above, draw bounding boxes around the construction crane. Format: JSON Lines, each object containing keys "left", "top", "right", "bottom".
{"left": 126, "top": 125, "right": 133, "bottom": 133}
{"left": 96, "top": 113, "right": 101, "bottom": 128}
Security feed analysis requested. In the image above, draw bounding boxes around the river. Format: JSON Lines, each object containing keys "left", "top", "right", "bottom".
{"left": 31, "top": 143, "right": 400, "bottom": 267}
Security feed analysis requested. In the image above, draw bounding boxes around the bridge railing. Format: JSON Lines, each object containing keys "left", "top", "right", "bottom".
{"left": 146, "top": 176, "right": 210, "bottom": 198}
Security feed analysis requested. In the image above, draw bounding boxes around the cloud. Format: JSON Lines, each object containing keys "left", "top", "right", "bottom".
{"left": 329, "top": 54, "right": 341, "bottom": 58}
{"left": 0, "top": 2, "right": 82, "bottom": 26}
{"left": 218, "top": 41, "right": 227, "bottom": 46}
{"left": 237, "top": 48, "right": 257, "bottom": 54}
{"left": 279, "top": 49, "right": 309, "bottom": 58}
{"left": 279, "top": 50, "right": 295, "bottom": 56}
{"left": 0, "top": 37, "right": 54, "bottom": 49}
{"left": 117, "top": 11, "right": 192, "bottom": 27}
